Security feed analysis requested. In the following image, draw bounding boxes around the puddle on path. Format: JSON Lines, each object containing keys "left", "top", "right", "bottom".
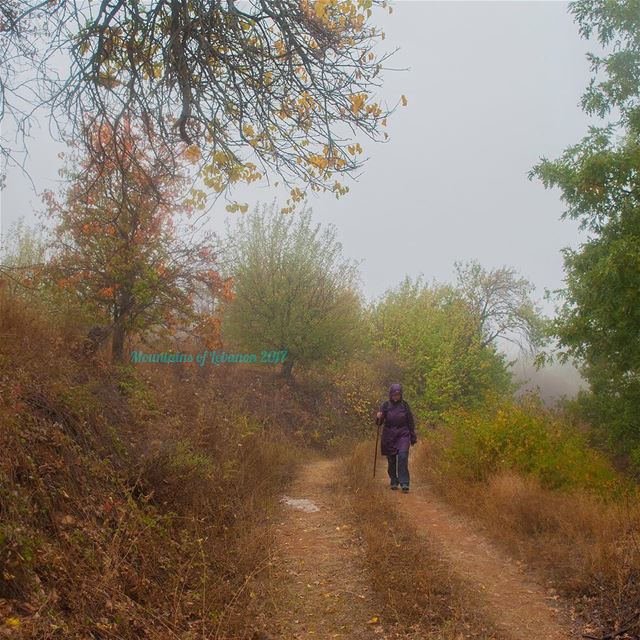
{"left": 279, "top": 495, "right": 320, "bottom": 512}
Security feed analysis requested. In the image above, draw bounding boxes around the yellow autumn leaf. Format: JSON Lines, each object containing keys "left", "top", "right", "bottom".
{"left": 401, "top": 94, "right": 408, "bottom": 106}
{"left": 315, "top": 0, "right": 331, "bottom": 18}
{"left": 349, "top": 93, "right": 366, "bottom": 114}
{"left": 367, "top": 615, "right": 380, "bottom": 624}
{"left": 308, "top": 154, "right": 328, "bottom": 169}
{"left": 5, "top": 617, "right": 20, "bottom": 628}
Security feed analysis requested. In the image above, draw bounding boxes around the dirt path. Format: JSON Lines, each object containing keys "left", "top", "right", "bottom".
{"left": 373, "top": 447, "right": 577, "bottom": 640}
{"left": 264, "top": 456, "right": 399, "bottom": 639}
{"left": 259, "top": 455, "right": 577, "bottom": 640}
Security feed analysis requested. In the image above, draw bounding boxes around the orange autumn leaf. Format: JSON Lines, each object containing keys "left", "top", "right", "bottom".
{"left": 183, "top": 144, "right": 201, "bottom": 163}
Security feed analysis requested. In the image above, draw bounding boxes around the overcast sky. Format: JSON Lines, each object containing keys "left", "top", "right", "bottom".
{"left": 1, "top": 1, "right": 600, "bottom": 321}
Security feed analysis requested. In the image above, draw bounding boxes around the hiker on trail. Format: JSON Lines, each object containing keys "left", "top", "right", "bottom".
{"left": 375, "top": 383, "right": 417, "bottom": 493}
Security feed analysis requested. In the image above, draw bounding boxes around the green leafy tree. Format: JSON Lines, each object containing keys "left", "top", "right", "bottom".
{"left": 370, "top": 275, "right": 513, "bottom": 421}
{"left": 0, "top": 218, "right": 48, "bottom": 296}
{"left": 529, "top": 0, "right": 640, "bottom": 462}
{"left": 221, "top": 201, "right": 364, "bottom": 378}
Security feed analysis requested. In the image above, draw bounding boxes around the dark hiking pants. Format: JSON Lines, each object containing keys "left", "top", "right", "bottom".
{"left": 386, "top": 450, "right": 409, "bottom": 488}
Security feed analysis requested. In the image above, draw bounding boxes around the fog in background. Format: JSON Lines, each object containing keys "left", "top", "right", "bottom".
{"left": 1, "top": 2, "right": 602, "bottom": 400}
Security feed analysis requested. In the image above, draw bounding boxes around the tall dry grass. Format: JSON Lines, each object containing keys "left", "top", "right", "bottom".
{"left": 0, "top": 285, "right": 307, "bottom": 639}
{"left": 416, "top": 428, "right": 640, "bottom": 636}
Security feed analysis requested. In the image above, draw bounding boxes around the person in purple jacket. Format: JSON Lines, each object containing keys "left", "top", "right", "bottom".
{"left": 375, "top": 383, "right": 417, "bottom": 493}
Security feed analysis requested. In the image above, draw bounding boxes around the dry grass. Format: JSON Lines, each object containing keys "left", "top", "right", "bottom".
{"left": 339, "top": 441, "right": 508, "bottom": 640}
{"left": 415, "top": 434, "right": 640, "bottom": 637}
{"left": 0, "top": 286, "right": 307, "bottom": 639}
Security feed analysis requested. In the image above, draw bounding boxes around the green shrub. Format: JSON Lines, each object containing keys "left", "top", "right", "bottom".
{"left": 442, "top": 396, "right": 627, "bottom": 496}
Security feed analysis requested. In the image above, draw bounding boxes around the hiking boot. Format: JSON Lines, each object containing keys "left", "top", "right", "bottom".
{"left": 390, "top": 484, "right": 399, "bottom": 491}
{"left": 401, "top": 485, "right": 409, "bottom": 493}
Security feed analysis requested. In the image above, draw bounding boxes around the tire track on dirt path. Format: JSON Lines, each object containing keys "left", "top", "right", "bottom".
{"left": 375, "top": 446, "right": 578, "bottom": 640}
{"left": 263, "top": 456, "right": 409, "bottom": 640}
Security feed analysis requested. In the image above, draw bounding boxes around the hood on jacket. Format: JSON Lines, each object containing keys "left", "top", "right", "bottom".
{"left": 389, "top": 383, "right": 403, "bottom": 402}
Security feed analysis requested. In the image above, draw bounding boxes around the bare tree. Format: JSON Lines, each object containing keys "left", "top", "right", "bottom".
{"left": 454, "top": 260, "right": 547, "bottom": 355}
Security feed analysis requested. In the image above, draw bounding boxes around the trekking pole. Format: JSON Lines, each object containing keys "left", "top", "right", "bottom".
{"left": 373, "top": 421, "right": 381, "bottom": 478}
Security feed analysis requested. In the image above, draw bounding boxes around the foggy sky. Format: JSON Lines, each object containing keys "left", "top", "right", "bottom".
{"left": 2, "top": 1, "right": 600, "bottom": 321}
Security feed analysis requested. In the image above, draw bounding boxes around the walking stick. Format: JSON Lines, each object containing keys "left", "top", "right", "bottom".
{"left": 373, "top": 421, "right": 381, "bottom": 478}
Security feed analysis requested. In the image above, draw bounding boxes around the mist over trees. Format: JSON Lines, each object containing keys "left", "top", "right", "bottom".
{"left": 454, "top": 260, "right": 547, "bottom": 355}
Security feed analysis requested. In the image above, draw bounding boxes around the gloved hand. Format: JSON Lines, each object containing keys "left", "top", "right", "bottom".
{"left": 410, "top": 436, "right": 417, "bottom": 446}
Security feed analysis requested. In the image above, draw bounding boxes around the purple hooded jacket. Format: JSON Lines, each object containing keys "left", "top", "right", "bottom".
{"left": 375, "top": 383, "right": 417, "bottom": 456}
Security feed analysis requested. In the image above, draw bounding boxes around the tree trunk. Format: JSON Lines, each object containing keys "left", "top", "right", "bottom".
{"left": 112, "top": 290, "right": 132, "bottom": 363}
{"left": 112, "top": 321, "right": 126, "bottom": 363}
{"left": 281, "top": 358, "right": 294, "bottom": 380}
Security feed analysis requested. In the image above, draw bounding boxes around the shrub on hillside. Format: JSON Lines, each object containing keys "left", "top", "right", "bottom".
{"left": 440, "top": 396, "right": 627, "bottom": 495}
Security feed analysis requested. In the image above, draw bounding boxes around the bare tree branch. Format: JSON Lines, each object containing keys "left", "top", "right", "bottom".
{"left": 1, "top": 1, "right": 399, "bottom": 204}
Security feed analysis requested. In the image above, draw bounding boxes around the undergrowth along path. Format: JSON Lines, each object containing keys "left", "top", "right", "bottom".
{"left": 375, "top": 448, "right": 578, "bottom": 640}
